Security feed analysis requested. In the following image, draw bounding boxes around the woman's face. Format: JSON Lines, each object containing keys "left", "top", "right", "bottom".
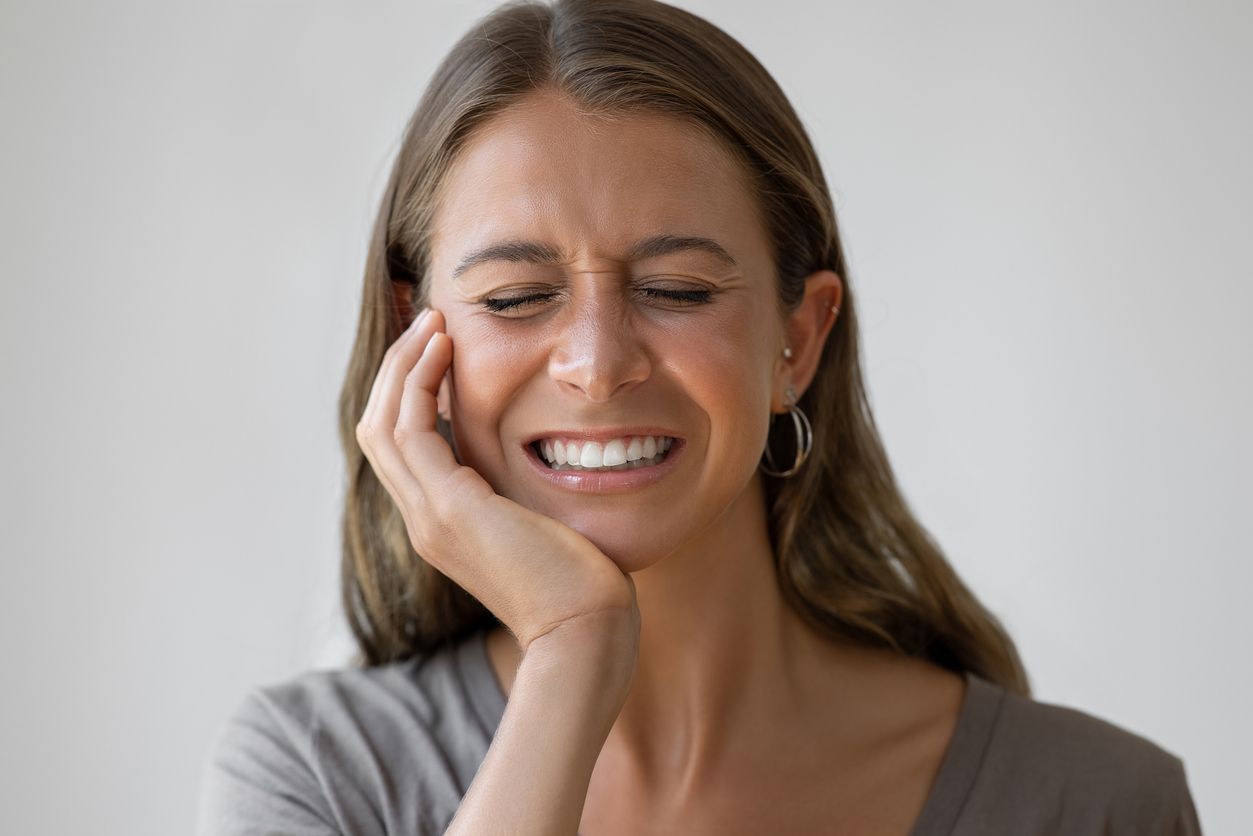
{"left": 425, "top": 91, "right": 789, "bottom": 570}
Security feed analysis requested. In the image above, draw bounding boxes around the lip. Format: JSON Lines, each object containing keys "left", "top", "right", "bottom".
{"left": 522, "top": 436, "right": 686, "bottom": 494}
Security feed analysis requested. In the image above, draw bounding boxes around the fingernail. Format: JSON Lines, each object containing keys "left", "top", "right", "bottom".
{"left": 409, "top": 308, "right": 430, "bottom": 329}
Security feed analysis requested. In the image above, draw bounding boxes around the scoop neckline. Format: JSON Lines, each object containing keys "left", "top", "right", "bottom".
{"left": 465, "top": 628, "right": 1002, "bottom": 834}
{"left": 908, "top": 668, "right": 1004, "bottom": 835}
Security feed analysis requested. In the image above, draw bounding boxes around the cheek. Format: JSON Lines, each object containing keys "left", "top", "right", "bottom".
{"left": 670, "top": 325, "right": 774, "bottom": 451}
{"left": 443, "top": 322, "right": 535, "bottom": 466}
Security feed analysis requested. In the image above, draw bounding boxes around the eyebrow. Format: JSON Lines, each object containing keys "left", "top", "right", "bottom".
{"left": 450, "top": 233, "right": 738, "bottom": 281}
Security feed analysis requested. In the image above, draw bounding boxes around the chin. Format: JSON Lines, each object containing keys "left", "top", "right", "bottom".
{"left": 557, "top": 514, "right": 679, "bottom": 574}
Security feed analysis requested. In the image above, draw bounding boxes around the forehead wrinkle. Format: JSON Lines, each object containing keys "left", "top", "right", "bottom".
{"left": 451, "top": 233, "right": 740, "bottom": 283}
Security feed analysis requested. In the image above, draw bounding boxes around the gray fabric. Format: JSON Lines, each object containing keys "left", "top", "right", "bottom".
{"left": 908, "top": 671, "right": 1202, "bottom": 835}
{"left": 196, "top": 629, "right": 1202, "bottom": 835}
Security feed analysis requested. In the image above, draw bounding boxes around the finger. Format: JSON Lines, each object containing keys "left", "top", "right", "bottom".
{"left": 360, "top": 307, "right": 445, "bottom": 450}
{"left": 395, "top": 324, "right": 465, "bottom": 491}
{"left": 358, "top": 425, "right": 424, "bottom": 513}
{"left": 359, "top": 307, "right": 430, "bottom": 429}
{"left": 373, "top": 308, "right": 446, "bottom": 437}
{"left": 357, "top": 308, "right": 440, "bottom": 507}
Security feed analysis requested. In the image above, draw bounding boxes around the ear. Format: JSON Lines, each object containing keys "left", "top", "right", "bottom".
{"left": 393, "top": 281, "right": 452, "bottom": 422}
{"left": 774, "top": 270, "right": 842, "bottom": 411}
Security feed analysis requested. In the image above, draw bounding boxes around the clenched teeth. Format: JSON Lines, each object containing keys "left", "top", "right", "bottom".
{"left": 536, "top": 435, "right": 675, "bottom": 470}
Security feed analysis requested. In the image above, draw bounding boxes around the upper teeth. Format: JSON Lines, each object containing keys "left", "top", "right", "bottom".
{"left": 538, "top": 435, "right": 674, "bottom": 468}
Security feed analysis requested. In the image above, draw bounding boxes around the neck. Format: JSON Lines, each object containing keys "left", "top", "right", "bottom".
{"left": 483, "top": 472, "right": 934, "bottom": 804}
{"left": 601, "top": 472, "right": 829, "bottom": 796}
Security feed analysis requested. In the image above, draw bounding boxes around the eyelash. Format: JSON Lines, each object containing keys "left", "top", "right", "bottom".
{"left": 482, "top": 288, "right": 713, "bottom": 313}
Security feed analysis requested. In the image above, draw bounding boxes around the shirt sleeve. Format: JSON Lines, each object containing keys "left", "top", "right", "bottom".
{"left": 195, "top": 688, "right": 341, "bottom": 836}
{"left": 1164, "top": 757, "right": 1204, "bottom": 836}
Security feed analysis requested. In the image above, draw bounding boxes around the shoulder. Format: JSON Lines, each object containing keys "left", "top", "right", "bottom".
{"left": 237, "top": 633, "right": 503, "bottom": 744}
{"left": 948, "top": 675, "right": 1201, "bottom": 835}
{"left": 994, "top": 681, "right": 1184, "bottom": 783}
{"left": 196, "top": 631, "right": 505, "bottom": 836}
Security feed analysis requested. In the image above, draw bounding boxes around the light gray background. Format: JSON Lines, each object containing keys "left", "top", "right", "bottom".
{"left": 1, "top": 1, "right": 1247, "bottom": 833}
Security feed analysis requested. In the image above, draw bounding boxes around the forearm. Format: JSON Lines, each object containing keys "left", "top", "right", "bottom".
{"left": 444, "top": 612, "right": 637, "bottom": 835}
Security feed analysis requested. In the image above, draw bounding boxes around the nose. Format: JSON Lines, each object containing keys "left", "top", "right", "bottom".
{"left": 547, "top": 293, "right": 652, "bottom": 402}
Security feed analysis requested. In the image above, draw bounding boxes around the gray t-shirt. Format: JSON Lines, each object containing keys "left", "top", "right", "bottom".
{"left": 195, "top": 629, "right": 1202, "bottom": 835}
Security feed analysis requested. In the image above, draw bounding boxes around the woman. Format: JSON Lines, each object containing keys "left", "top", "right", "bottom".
{"left": 198, "top": 1, "right": 1201, "bottom": 833}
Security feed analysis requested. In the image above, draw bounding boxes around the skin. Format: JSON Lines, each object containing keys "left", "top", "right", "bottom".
{"left": 404, "top": 89, "right": 966, "bottom": 832}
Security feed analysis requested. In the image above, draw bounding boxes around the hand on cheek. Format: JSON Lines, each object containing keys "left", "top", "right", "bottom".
{"left": 355, "top": 307, "right": 637, "bottom": 651}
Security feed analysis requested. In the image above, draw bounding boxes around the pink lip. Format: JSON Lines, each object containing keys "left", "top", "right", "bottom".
{"left": 522, "top": 437, "right": 685, "bottom": 494}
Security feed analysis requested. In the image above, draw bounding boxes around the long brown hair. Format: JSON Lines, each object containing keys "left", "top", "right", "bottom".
{"left": 337, "top": 0, "right": 1031, "bottom": 696}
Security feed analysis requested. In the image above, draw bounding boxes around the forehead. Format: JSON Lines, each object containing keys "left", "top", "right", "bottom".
{"left": 427, "top": 92, "right": 769, "bottom": 274}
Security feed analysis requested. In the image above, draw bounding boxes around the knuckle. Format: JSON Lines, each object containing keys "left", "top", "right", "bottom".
{"left": 427, "top": 469, "right": 476, "bottom": 522}
{"left": 356, "top": 425, "right": 376, "bottom": 453}
{"left": 414, "top": 499, "right": 457, "bottom": 555}
{"left": 402, "top": 366, "right": 424, "bottom": 392}
{"left": 403, "top": 468, "right": 482, "bottom": 568}
{"left": 409, "top": 513, "right": 439, "bottom": 552}
{"left": 438, "top": 467, "right": 482, "bottom": 508}
{"left": 423, "top": 479, "right": 457, "bottom": 523}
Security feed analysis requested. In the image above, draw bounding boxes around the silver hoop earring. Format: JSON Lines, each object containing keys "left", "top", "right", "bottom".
{"left": 760, "top": 386, "right": 813, "bottom": 478}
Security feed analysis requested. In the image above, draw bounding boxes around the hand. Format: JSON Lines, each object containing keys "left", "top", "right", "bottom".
{"left": 355, "top": 308, "right": 639, "bottom": 652}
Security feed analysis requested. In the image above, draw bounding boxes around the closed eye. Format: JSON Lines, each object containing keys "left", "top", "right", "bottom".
{"left": 645, "top": 288, "right": 713, "bottom": 305}
{"left": 481, "top": 293, "right": 556, "bottom": 313}
{"left": 482, "top": 288, "right": 713, "bottom": 313}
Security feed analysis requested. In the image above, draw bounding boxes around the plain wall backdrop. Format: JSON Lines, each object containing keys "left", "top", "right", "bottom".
{"left": 1, "top": 0, "right": 1248, "bottom": 832}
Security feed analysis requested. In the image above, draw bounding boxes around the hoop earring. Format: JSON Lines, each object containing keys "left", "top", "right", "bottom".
{"left": 760, "top": 385, "right": 813, "bottom": 478}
